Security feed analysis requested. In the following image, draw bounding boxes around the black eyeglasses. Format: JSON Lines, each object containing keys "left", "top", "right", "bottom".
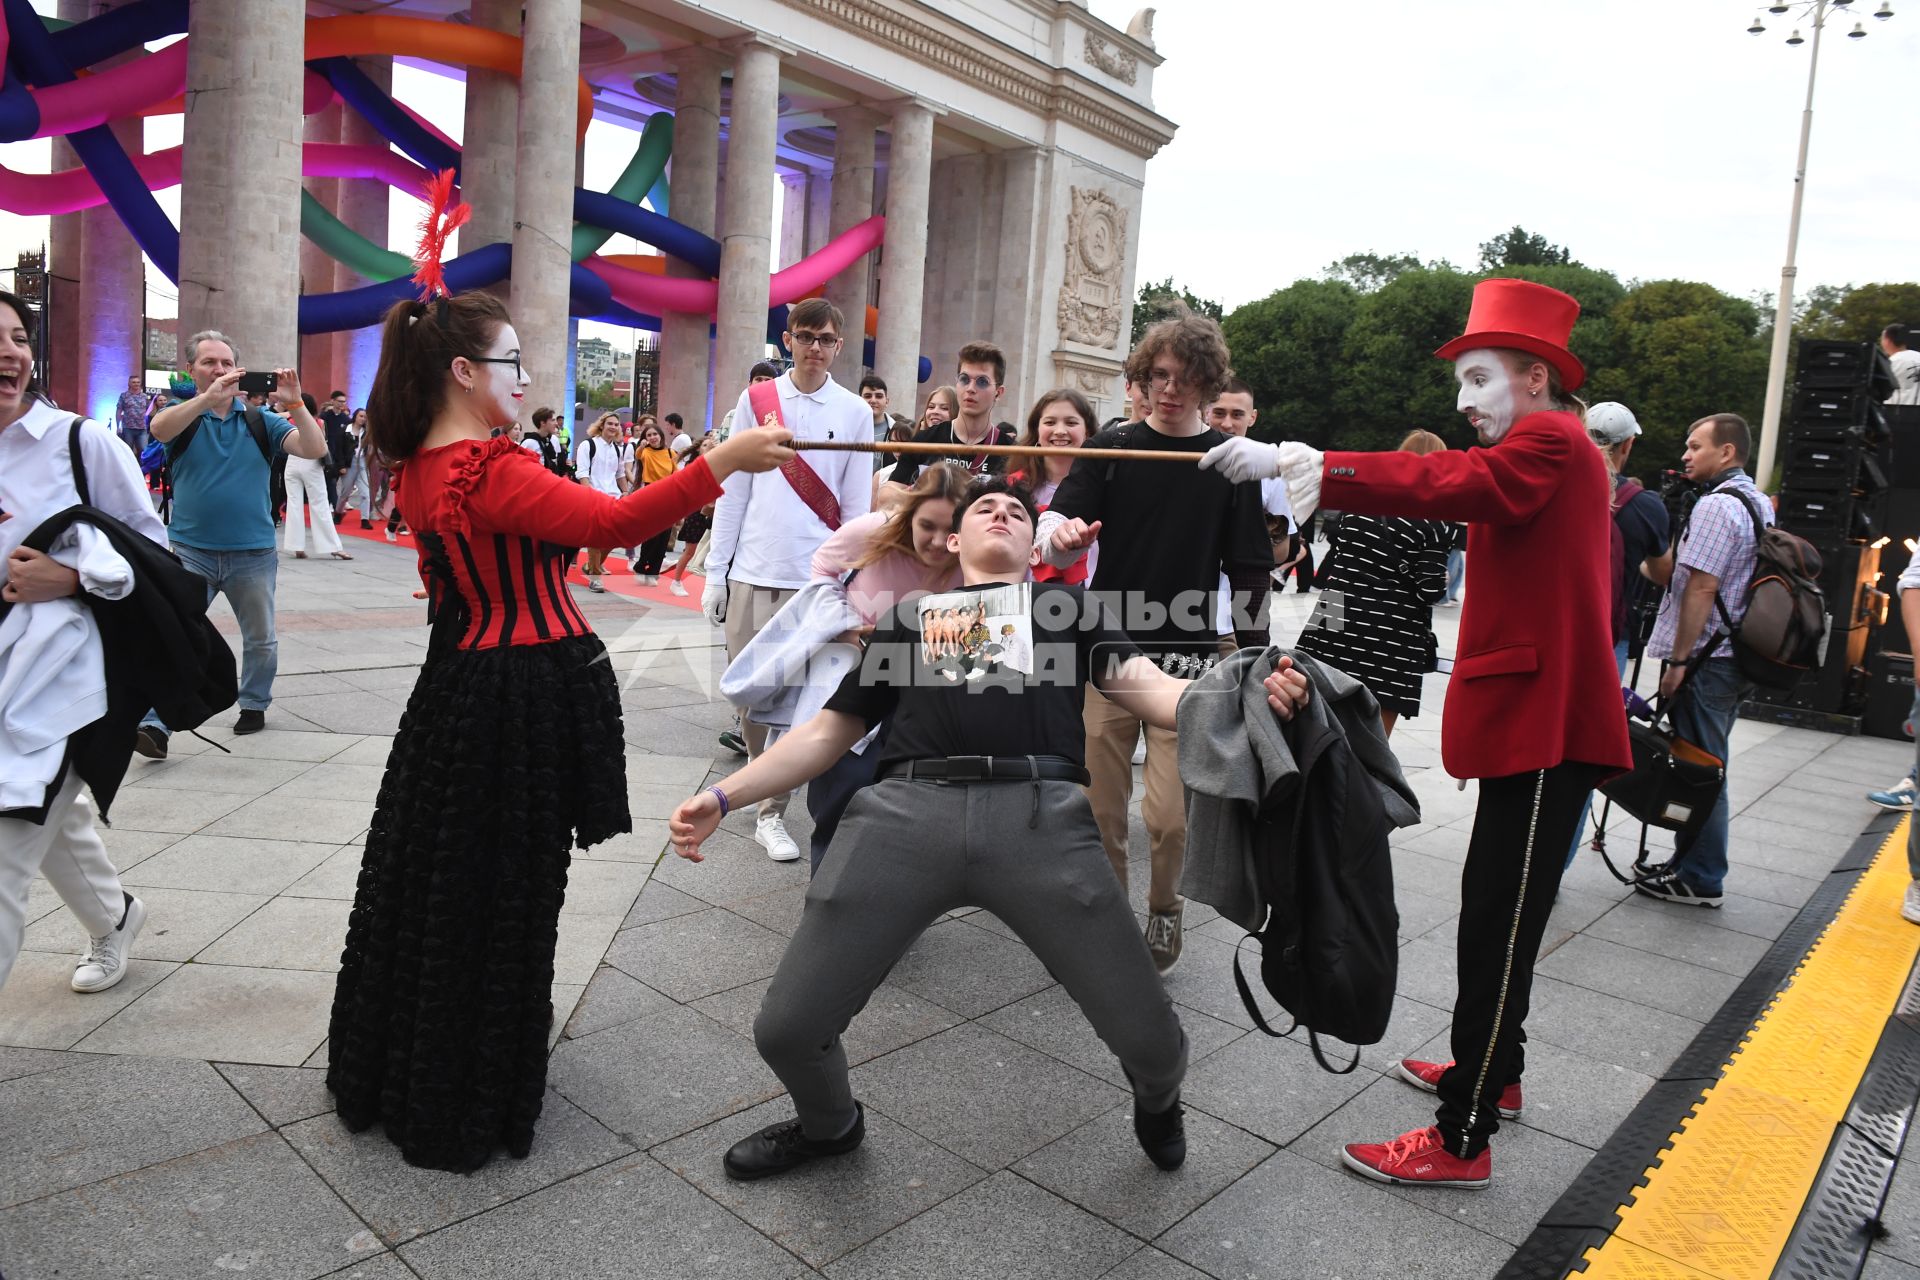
{"left": 471, "top": 355, "right": 523, "bottom": 378}
{"left": 957, "top": 374, "right": 998, "bottom": 390}
{"left": 788, "top": 331, "right": 841, "bottom": 350}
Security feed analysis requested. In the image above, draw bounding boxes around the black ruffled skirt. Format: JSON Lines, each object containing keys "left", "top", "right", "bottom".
{"left": 326, "top": 633, "right": 628, "bottom": 1172}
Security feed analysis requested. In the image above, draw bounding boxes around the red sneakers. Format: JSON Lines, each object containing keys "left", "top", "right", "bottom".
{"left": 1341, "top": 1125, "right": 1491, "bottom": 1189}
{"left": 1396, "top": 1058, "right": 1522, "bottom": 1118}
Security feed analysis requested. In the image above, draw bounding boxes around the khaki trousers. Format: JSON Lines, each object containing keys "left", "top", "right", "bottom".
{"left": 1082, "top": 685, "right": 1185, "bottom": 913}
{"left": 724, "top": 581, "right": 799, "bottom": 818}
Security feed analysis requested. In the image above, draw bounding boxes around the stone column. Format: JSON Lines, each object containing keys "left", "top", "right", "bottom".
{"left": 298, "top": 101, "right": 343, "bottom": 398}
{"left": 777, "top": 171, "right": 810, "bottom": 270}
{"left": 713, "top": 38, "right": 784, "bottom": 424}
{"left": 823, "top": 106, "right": 881, "bottom": 387}
{"left": 44, "top": 0, "right": 89, "bottom": 410}
{"left": 336, "top": 57, "right": 392, "bottom": 409}
{"left": 507, "top": 0, "right": 580, "bottom": 418}
{"left": 657, "top": 48, "right": 723, "bottom": 429}
{"left": 79, "top": 80, "right": 146, "bottom": 422}
{"left": 992, "top": 147, "right": 1044, "bottom": 414}
{"left": 805, "top": 171, "right": 832, "bottom": 258}
{"left": 178, "top": 0, "right": 304, "bottom": 372}
{"left": 563, "top": 145, "right": 585, "bottom": 426}
{"left": 873, "top": 102, "right": 937, "bottom": 416}
{"left": 460, "top": 0, "right": 519, "bottom": 278}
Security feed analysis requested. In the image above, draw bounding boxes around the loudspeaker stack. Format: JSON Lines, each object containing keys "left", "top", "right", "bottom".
{"left": 1748, "top": 339, "right": 1898, "bottom": 728}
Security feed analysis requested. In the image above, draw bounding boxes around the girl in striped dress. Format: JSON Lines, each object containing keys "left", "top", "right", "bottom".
{"left": 1292, "top": 430, "right": 1458, "bottom": 735}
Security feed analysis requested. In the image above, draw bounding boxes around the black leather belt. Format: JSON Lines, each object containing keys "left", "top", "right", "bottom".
{"left": 879, "top": 755, "right": 1090, "bottom": 786}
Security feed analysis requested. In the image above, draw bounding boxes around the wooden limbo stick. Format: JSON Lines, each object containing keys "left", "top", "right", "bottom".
{"left": 789, "top": 438, "right": 1206, "bottom": 463}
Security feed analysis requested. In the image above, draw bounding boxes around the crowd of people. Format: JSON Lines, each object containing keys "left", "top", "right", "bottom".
{"left": 3, "top": 274, "right": 1916, "bottom": 1203}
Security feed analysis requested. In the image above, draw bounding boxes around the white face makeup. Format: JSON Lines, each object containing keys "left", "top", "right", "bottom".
{"left": 467, "top": 323, "right": 529, "bottom": 428}
{"left": 1454, "top": 349, "right": 1518, "bottom": 444}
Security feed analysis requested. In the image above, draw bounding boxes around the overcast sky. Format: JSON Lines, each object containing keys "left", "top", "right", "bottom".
{"left": 1094, "top": 0, "right": 1920, "bottom": 311}
{"left": 3, "top": 0, "right": 1915, "bottom": 344}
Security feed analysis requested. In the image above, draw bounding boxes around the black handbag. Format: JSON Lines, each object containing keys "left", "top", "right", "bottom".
{"left": 1599, "top": 717, "right": 1725, "bottom": 842}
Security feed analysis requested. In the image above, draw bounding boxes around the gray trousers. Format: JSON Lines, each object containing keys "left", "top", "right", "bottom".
{"left": 753, "top": 777, "right": 1189, "bottom": 1139}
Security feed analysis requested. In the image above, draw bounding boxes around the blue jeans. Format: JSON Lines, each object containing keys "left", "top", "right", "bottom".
{"left": 1443, "top": 548, "right": 1464, "bottom": 603}
{"left": 142, "top": 544, "right": 279, "bottom": 729}
{"left": 1667, "top": 656, "right": 1748, "bottom": 894}
{"left": 805, "top": 726, "right": 888, "bottom": 873}
{"left": 1565, "top": 639, "right": 1631, "bottom": 869}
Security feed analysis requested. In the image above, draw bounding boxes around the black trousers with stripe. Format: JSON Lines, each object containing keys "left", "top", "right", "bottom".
{"left": 1436, "top": 761, "right": 1603, "bottom": 1156}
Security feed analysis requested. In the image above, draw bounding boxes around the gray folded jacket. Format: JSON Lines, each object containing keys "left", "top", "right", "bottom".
{"left": 1178, "top": 647, "right": 1422, "bottom": 933}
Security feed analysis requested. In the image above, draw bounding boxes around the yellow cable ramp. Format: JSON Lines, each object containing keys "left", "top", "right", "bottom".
{"left": 1578, "top": 817, "right": 1920, "bottom": 1278}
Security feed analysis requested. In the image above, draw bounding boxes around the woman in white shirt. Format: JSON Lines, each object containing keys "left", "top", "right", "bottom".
{"left": 283, "top": 393, "right": 352, "bottom": 561}
{"left": 0, "top": 288, "right": 158, "bottom": 996}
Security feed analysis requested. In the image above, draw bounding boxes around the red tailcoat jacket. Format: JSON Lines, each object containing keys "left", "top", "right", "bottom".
{"left": 1318, "top": 410, "right": 1632, "bottom": 781}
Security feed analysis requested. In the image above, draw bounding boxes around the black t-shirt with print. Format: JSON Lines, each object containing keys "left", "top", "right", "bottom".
{"left": 824, "top": 581, "right": 1143, "bottom": 768}
{"left": 886, "top": 421, "right": 1015, "bottom": 486}
{"left": 1045, "top": 420, "right": 1276, "bottom": 662}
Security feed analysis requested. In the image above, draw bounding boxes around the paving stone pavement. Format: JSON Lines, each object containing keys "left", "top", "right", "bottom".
{"left": 1, "top": 539, "right": 1911, "bottom": 1279}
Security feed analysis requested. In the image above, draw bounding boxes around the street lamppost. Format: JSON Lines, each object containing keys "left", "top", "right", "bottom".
{"left": 1750, "top": 0, "right": 1896, "bottom": 491}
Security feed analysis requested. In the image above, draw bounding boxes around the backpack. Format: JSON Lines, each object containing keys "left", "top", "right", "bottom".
{"left": 157, "top": 405, "right": 274, "bottom": 525}
{"left": 1699, "top": 483, "right": 1827, "bottom": 689}
{"left": 1232, "top": 700, "right": 1400, "bottom": 1073}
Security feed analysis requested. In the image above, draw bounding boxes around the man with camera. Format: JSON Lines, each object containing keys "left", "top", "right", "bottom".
{"left": 1638, "top": 413, "right": 1769, "bottom": 909}
{"left": 133, "top": 330, "right": 328, "bottom": 755}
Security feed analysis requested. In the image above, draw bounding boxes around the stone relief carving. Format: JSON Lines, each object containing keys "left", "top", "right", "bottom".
{"left": 1057, "top": 187, "right": 1129, "bottom": 348}
{"left": 1082, "top": 31, "right": 1138, "bottom": 85}
{"left": 1074, "top": 367, "right": 1110, "bottom": 396}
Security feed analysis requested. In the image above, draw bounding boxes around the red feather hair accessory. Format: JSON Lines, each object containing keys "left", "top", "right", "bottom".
{"left": 410, "top": 169, "right": 471, "bottom": 302}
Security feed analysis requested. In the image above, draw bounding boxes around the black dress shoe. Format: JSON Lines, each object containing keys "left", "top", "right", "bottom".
{"left": 133, "top": 726, "right": 170, "bottom": 760}
{"left": 234, "top": 709, "right": 266, "bottom": 735}
{"left": 1135, "top": 1097, "right": 1187, "bottom": 1170}
{"left": 723, "top": 1103, "right": 865, "bottom": 1181}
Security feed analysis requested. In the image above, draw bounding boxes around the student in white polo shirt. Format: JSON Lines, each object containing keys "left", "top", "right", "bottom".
{"left": 704, "top": 298, "right": 874, "bottom": 861}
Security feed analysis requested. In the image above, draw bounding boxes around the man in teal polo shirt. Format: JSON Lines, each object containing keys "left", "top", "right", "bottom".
{"left": 133, "top": 330, "right": 329, "bottom": 756}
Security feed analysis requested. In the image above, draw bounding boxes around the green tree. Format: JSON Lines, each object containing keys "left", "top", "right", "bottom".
{"left": 1131, "top": 278, "right": 1223, "bottom": 345}
{"left": 1333, "top": 266, "right": 1478, "bottom": 452}
{"left": 1478, "top": 226, "right": 1576, "bottom": 271}
{"left": 585, "top": 381, "right": 625, "bottom": 411}
{"left": 1322, "top": 253, "right": 1426, "bottom": 295}
{"left": 1220, "top": 279, "right": 1360, "bottom": 447}
{"left": 1584, "top": 280, "right": 1768, "bottom": 482}
{"left": 1798, "top": 282, "right": 1920, "bottom": 342}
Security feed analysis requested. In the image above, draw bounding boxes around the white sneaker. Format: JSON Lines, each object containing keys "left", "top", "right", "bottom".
{"left": 756, "top": 814, "right": 801, "bottom": 862}
{"left": 668, "top": 578, "right": 689, "bottom": 597}
{"left": 72, "top": 894, "right": 145, "bottom": 993}
{"left": 1131, "top": 739, "right": 1147, "bottom": 766}
{"left": 1904, "top": 880, "right": 1920, "bottom": 925}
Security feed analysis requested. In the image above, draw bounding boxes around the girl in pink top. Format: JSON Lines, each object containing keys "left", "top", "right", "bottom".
{"left": 812, "top": 462, "right": 972, "bottom": 625}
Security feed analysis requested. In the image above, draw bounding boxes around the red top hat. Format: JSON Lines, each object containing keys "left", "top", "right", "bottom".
{"left": 1434, "top": 279, "right": 1585, "bottom": 392}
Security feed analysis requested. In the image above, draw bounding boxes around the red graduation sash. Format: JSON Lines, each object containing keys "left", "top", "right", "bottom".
{"left": 748, "top": 378, "right": 842, "bottom": 532}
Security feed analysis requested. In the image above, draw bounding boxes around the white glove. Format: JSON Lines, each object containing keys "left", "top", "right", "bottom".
{"left": 1275, "top": 442, "right": 1324, "bottom": 524}
{"left": 701, "top": 580, "right": 729, "bottom": 626}
{"left": 1197, "top": 436, "right": 1281, "bottom": 484}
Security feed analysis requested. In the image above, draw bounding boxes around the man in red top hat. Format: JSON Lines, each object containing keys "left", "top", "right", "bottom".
{"left": 1202, "top": 278, "right": 1632, "bottom": 1189}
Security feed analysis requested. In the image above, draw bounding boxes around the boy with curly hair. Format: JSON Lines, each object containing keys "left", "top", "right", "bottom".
{"left": 1036, "top": 310, "right": 1275, "bottom": 972}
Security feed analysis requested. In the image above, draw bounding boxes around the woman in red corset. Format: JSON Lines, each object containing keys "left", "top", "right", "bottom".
{"left": 326, "top": 291, "right": 792, "bottom": 1172}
